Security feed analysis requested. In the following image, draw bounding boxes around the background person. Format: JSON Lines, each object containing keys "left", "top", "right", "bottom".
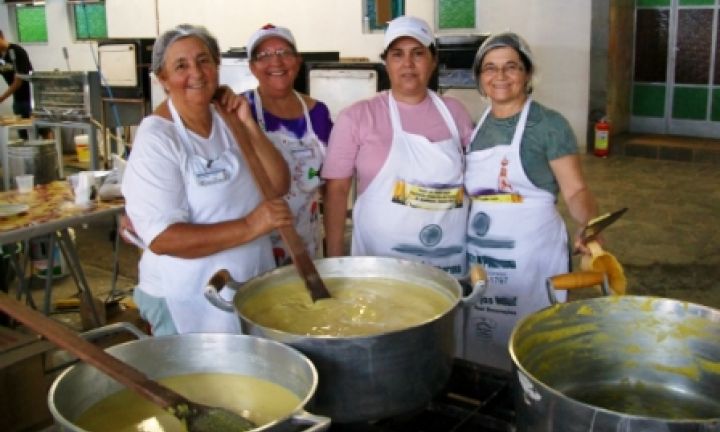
{"left": 121, "top": 24, "right": 291, "bottom": 335}
{"left": 244, "top": 24, "right": 333, "bottom": 265}
{"left": 321, "top": 15, "right": 474, "bottom": 278}
{"left": 463, "top": 32, "right": 600, "bottom": 369}
{"left": 0, "top": 30, "right": 33, "bottom": 139}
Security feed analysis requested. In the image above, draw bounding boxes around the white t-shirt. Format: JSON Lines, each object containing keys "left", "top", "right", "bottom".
{"left": 121, "top": 114, "right": 229, "bottom": 296}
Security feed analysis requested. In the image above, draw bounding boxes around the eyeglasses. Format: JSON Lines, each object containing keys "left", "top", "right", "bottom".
{"left": 480, "top": 62, "right": 525, "bottom": 77}
{"left": 253, "top": 48, "right": 296, "bottom": 63}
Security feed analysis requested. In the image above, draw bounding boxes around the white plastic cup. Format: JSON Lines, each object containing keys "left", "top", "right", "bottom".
{"left": 74, "top": 171, "right": 95, "bottom": 205}
{"left": 15, "top": 174, "right": 34, "bottom": 193}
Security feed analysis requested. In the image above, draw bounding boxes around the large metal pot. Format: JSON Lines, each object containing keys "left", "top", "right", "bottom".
{"left": 207, "top": 256, "right": 482, "bottom": 423}
{"left": 510, "top": 274, "right": 720, "bottom": 431}
{"left": 48, "top": 333, "right": 330, "bottom": 431}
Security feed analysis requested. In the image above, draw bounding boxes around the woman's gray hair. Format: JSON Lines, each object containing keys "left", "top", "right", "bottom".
{"left": 151, "top": 24, "right": 221, "bottom": 75}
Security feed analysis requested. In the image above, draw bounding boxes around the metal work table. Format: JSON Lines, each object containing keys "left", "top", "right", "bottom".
{"left": 0, "top": 181, "right": 124, "bottom": 327}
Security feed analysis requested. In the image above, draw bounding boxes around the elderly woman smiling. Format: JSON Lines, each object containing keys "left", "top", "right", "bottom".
{"left": 121, "top": 24, "right": 292, "bottom": 335}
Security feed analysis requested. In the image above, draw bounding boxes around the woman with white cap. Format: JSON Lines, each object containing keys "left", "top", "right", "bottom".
{"left": 122, "top": 24, "right": 292, "bottom": 335}
{"left": 322, "top": 15, "right": 474, "bottom": 278}
{"left": 243, "top": 24, "right": 333, "bottom": 266}
{"left": 463, "top": 32, "right": 599, "bottom": 369}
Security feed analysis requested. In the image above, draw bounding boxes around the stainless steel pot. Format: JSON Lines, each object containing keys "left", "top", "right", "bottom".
{"left": 510, "top": 273, "right": 720, "bottom": 431}
{"left": 48, "top": 333, "right": 330, "bottom": 431}
{"left": 206, "top": 256, "right": 483, "bottom": 423}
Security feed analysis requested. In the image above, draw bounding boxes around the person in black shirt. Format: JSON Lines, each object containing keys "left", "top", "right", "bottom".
{"left": 0, "top": 30, "right": 33, "bottom": 120}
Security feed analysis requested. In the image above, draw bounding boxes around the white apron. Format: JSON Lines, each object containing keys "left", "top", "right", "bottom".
{"left": 252, "top": 89, "right": 324, "bottom": 265}
{"left": 461, "top": 99, "right": 568, "bottom": 370}
{"left": 158, "top": 99, "right": 274, "bottom": 334}
{"left": 351, "top": 91, "right": 467, "bottom": 277}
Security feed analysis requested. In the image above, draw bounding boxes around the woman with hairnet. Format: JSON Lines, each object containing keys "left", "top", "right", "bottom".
{"left": 121, "top": 24, "right": 291, "bottom": 335}
{"left": 463, "top": 32, "right": 599, "bottom": 370}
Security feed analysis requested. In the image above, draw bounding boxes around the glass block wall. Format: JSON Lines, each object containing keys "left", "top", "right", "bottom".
{"left": 16, "top": 6, "right": 47, "bottom": 43}
{"left": 438, "top": 0, "right": 475, "bottom": 29}
{"left": 74, "top": 3, "right": 107, "bottom": 40}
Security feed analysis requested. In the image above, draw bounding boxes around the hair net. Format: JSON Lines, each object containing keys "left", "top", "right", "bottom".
{"left": 151, "top": 24, "right": 220, "bottom": 75}
{"left": 472, "top": 32, "right": 534, "bottom": 78}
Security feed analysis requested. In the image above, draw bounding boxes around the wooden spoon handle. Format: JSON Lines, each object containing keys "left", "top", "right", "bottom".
{"left": 0, "top": 293, "right": 185, "bottom": 409}
{"left": 217, "top": 106, "right": 331, "bottom": 301}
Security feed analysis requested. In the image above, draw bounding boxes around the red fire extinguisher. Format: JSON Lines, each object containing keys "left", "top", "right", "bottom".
{"left": 594, "top": 118, "right": 610, "bottom": 158}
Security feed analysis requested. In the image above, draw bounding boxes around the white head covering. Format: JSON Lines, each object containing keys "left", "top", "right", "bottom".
{"left": 246, "top": 24, "right": 296, "bottom": 58}
{"left": 383, "top": 15, "right": 434, "bottom": 50}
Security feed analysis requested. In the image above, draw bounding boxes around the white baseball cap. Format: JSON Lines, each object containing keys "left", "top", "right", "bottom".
{"left": 383, "top": 16, "right": 434, "bottom": 50}
{"left": 246, "top": 24, "right": 296, "bottom": 58}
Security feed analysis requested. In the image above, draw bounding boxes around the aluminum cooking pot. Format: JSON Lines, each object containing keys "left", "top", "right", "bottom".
{"left": 510, "top": 271, "right": 720, "bottom": 432}
{"left": 206, "top": 256, "right": 485, "bottom": 423}
{"left": 48, "top": 332, "right": 330, "bottom": 431}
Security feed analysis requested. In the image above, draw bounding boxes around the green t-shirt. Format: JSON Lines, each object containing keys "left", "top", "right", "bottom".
{"left": 468, "top": 101, "right": 578, "bottom": 196}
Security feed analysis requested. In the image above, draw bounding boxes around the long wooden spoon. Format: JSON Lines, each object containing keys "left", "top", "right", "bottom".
{"left": 217, "top": 105, "right": 331, "bottom": 301}
{"left": 0, "top": 293, "right": 255, "bottom": 432}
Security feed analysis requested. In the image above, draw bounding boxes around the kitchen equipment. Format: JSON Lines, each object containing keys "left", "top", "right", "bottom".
{"left": 510, "top": 271, "right": 720, "bottom": 431}
{"left": 206, "top": 256, "right": 485, "bottom": 423}
{"left": 0, "top": 293, "right": 257, "bottom": 432}
{"left": 30, "top": 71, "right": 94, "bottom": 122}
{"left": 8, "top": 139, "right": 59, "bottom": 186}
{"left": 436, "top": 34, "right": 489, "bottom": 89}
{"left": 48, "top": 332, "right": 329, "bottom": 432}
{"left": 580, "top": 207, "right": 628, "bottom": 242}
{"left": 217, "top": 107, "right": 331, "bottom": 301}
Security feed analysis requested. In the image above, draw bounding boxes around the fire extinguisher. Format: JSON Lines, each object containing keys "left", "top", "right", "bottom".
{"left": 594, "top": 118, "right": 610, "bottom": 158}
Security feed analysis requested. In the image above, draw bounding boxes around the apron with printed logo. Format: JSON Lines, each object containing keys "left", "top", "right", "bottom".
{"left": 351, "top": 91, "right": 467, "bottom": 277}
{"left": 158, "top": 99, "right": 274, "bottom": 333}
{"left": 462, "top": 99, "right": 568, "bottom": 369}
{"left": 252, "top": 89, "right": 325, "bottom": 266}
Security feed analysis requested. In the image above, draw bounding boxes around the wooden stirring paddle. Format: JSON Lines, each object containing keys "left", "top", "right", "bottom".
{"left": 0, "top": 293, "right": 255, "bottom": 432}
{"left": 216, "top": 105, "right": 331, "bottom": 301}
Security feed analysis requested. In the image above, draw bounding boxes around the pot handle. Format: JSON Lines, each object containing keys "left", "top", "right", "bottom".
{"left": 546, "top": 271, "right": 610, "bottom": 304}
{"left": 460, "top": 264, "right": 488, "bottom": 306}
{"left": 289, "top": 410, "right": 331, "bottom": 431}
{"left": 203, "top": 270, "right": 239, "bottom": 313}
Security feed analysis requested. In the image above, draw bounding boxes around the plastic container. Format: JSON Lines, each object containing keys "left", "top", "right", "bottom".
{"left": 8, "top": 140, "right": 59, "bottom": 185}
{"left": 15, "top": 174, "right": 34, "bottom": 193}
{"left": 74, "top": 134, "right": 90, "bottom": 162}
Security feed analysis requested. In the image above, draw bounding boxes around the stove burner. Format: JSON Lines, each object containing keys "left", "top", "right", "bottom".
{"left": 328, "top": 359, "right": 516, "bottom": 432}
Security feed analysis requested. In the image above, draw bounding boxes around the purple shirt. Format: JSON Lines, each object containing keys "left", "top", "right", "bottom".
{"left": 244, "top": 90, "right": 333, "bottom": 144}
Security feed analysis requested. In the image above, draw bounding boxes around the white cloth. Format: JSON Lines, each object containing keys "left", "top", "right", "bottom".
{"left": 461, "top": 99, "right": 568, "bottom": 370}
{"left": 122, "top": 100, "right": 274, "bottom": 333}
{"left": 253, "top": 89, "right": 324, "bottom": 265}
{"left": 351, "top": 91, "right": 468, "bottom": 277}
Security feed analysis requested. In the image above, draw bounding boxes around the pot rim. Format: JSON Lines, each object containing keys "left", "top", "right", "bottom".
{"left": 235, "top": 256, "right": 463, "bottom": 340}
{"left": 508, "top": 295, "right": 720, "bottom": 423}
{"left": 47, "top": 333, "right": 320, "bottom": 431}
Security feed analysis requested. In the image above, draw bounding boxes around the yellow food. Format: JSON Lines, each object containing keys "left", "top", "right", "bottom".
{"left": 581, "top": 241, "right": 627, "bottom": 295}
{"left": 75, "top": 373, "right": 301, "bottom": 432}
{"left": 240, "top": 277, "right": 454, "bottom": 337}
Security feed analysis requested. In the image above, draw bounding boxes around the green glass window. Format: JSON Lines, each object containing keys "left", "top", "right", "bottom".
{"left": 636, "top": 0, "right": 670, "bottom": 6}
{"left": 632, "top": 83, "right": 666, "bottom": 117}
{"left": 364, "top": 0, "right": 405, "bottom": 31}
{"left": 74, "top": 3, "right": 107, "bottom": 40}
{"left": 16, "top": 5, "right": 48, "bottom": 43}
{"left": 438, "top": 0, "right": 475, "bottom": 29}
{"left": 672, "top": 86, "right": 708, "bottom": 120}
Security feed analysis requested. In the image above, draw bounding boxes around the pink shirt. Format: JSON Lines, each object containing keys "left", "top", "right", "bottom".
{"left": 321, "top": 91, "right": 475, "bottom": 195}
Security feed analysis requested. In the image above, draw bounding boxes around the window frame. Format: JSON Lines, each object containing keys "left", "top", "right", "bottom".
{"left": 363, "top": 0, "right": 406, "bottom": 32}
{"left": 67, "top": 0, "right": 108, "bottom": 41}
{"left": 8, "top": 2, "right": 49, "bottom": 44}
{"left": 435, "top": 0, "right": 477, "bottom": 32}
